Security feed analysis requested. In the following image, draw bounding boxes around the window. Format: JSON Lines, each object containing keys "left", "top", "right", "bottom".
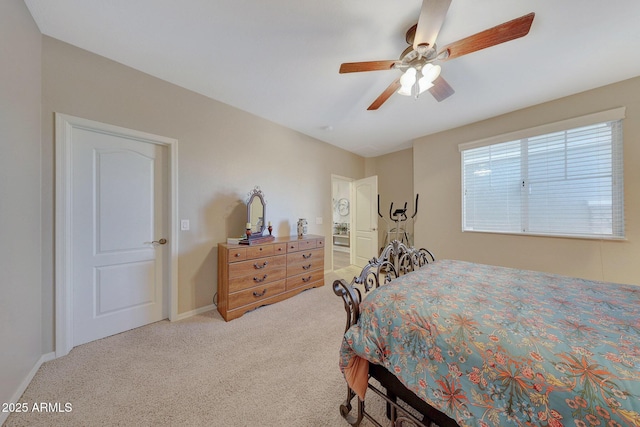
{"left": 460, "top": 108, "right": 625, "bottom": 239}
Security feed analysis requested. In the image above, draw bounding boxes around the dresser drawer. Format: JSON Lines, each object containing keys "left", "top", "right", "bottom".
{"left": 228, "top": 279, "right": 286, "bottom": 309}
{"left": 273, "top": 243, "right": 287, "bottom": 255}
{"left": 286, "top": 270, "right": 323, "bottom": 291}
{"left": 286, "top": 241, "right": 298, "bottom": 252}
{"left": 229, "top": 254, "right": 286, "bottom": 279}
{"left": 246, "top": 244, "right": 274, "bottom": 259}
{"left": 297, "top": 238, "right": 317, "bottom": 251}
{"left": 228, "top": 265, "right": 287, "bottom": 293}
{"left": 227, "top": 247, "right": 247, "bottom": 262}
{"left": 287, "top": 249, "right": 324, "bottom": 276}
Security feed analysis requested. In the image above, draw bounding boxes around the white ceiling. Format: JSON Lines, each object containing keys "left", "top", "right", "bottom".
{"left": 24, "top": 0, "right": 640, "bottom": 157}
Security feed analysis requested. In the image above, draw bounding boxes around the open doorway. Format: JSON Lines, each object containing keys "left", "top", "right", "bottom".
{"left": 331, "top": 174, "right": 379, "bottom": 271}
{"left": 331, "top": 175, "right": 352, "bottom": 270}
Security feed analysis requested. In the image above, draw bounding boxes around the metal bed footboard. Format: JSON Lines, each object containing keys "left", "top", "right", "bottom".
{"left": 333, "top": 240, "right": 454, "bottom": 427}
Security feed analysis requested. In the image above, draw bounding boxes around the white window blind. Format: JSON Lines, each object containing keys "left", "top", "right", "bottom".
{"left": 460, "top": 110, "right": 625, "bottom": 239}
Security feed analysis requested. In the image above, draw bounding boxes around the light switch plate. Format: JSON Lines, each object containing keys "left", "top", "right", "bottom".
{"left": 181, "top": 219, "right": 190, "bottom": 231}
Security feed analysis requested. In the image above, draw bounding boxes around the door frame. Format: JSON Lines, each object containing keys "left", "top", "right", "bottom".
{"left": 55, "top": 113, "right": 179, "bottom": 358}
{"left": 330, "top": 174, "right": 353, "bottom": 270}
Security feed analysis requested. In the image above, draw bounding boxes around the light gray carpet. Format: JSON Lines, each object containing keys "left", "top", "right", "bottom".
{"left": 5, "top": 267, "right": 392, "bottom": 427}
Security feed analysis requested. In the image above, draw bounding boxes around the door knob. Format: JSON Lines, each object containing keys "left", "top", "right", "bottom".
{"left": 151, "top": 238, "right": 167, "bottom": 245}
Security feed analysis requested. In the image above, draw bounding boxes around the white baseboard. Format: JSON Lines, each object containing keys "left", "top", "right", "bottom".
{"left": 173, "top": 303, "right": 215, "bottom": 321}
{"left": 0, "top": 352, "right": 55, "bottom": 425}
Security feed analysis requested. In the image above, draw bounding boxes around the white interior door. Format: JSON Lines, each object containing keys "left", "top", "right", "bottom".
{"left": 71, "top": 124, "right": 168, "bottom": 346}
{"left": 353, "top": 175, "right": 378, "bottom": 267}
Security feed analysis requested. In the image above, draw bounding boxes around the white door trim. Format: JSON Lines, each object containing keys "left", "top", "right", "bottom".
{"left": 55, "top": 113, "right": 179, "bottom": 358}
{"left": 330, "top": 174, "right": 353, "bottom": 270}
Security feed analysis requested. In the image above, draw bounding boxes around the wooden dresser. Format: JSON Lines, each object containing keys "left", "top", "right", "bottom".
{"left": 217, "top": 234, "right": 325, "bottom": 321}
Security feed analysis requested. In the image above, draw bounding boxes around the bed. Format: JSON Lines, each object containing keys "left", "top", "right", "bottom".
{"left": 333, "top": 241, "right": 640, "bottom": 427}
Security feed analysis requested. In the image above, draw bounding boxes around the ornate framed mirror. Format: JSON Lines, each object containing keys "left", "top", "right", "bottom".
{"left": 246, "top": 186, "right": 266, "bottom": 238}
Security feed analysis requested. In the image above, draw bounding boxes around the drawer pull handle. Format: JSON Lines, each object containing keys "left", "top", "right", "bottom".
{"left": 253, "top": 274, "right": 268, "bottom": 283}
{"left": 234, "top": 253, "right": 241, "bottom": 257}
{"left": 302, "top": 253, "right": 313, "bottom": 259}
{"left": 253, "top": 289, "right": 267, "bottom": 298}
{"left": 302, "top": 264, "right": 312, "bottom": 270}
{"left": 254, "top": 261, "right": 268, "bottom": 269}
{"left": 302, "top": 276, "right": 312, "bottom": 283}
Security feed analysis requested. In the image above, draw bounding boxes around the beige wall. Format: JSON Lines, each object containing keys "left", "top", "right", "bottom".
{"left": 40, "top": 37, "right": 365, "bottom": 352}
{"left": 413, "top": 76, "right": 640, "bottom": 285}
{"left": 9, "top": 1, "right": 638, "bottom": 406}
{"left": 0, "top": 0, "right": 42, "bottom": 408}
{"left": 365, "top": 148, "right": 415, "bottom": 248}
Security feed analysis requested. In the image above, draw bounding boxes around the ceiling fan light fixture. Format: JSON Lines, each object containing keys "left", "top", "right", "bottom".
{"left": 418, "top": 76, "right": 434, "bottom": 94}
{"left": 416, "top": 63, "right": 440, "bottom": 94}
{"left": 422, "top": 63, "right": 441, "bottom": 83}
{"left": 397, "top": 85, "right": 413, "bottom": 96}
{"left": 398, "top": 67, "right": 417, "bottom": 96}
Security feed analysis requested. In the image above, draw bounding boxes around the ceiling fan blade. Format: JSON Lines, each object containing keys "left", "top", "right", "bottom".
{"left": 368, "top": 77, "right": 401, "bottom": 110}
{"left": 428, "top": 76, "right": 455, "bottom": 102}
{"left": 440, "top": 12, "right": 535, "bottom": 61}
{"left": 339, "top": 60, "right": 398, "bottom": 74}
{"left": 413, "top": 0, "right": 452, "bottom": 51}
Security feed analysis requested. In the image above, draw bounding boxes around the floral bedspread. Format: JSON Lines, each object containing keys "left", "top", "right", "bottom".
{"left": 340, "top": 260, "right": 640, "bottom": 427}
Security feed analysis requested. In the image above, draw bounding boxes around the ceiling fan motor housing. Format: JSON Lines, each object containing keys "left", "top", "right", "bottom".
{"left": 397, "top": 44, "right": 438, "bottom": 72}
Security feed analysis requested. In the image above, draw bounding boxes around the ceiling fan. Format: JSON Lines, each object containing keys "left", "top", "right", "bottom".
{"left": 339, "top": 0, "right": 535, "bottom": 110}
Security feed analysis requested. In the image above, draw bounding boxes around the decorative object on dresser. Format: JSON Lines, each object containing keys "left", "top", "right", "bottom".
{"left": 240, "top": 186, "right": 274, "bottom": 245}
{"left": 296, "top": 218, "right": 308, "bottom": 237}
{"left": 218, "top": 235, "right": 325, "bottom": 321}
